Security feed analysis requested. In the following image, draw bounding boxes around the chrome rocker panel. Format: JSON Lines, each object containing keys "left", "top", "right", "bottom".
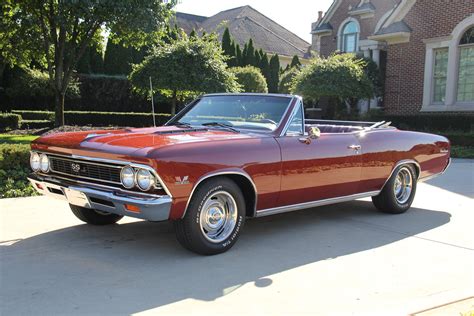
{"left": 28, "top": 173, "right": 172, "bottom": 222}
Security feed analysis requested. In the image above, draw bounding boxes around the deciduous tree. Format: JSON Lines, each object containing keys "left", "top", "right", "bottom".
{"left": 292, "top": 54, "right": 373, "bottom": 115}
{"left": 130, "top": 35, "right": 240, "bottom": 115}
{"left": 3, "top": 0, "right": 176, "bottom": 126}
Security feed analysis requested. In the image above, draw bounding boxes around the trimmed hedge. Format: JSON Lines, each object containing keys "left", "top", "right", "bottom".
{"left": 64, "top": 111, "right": 171, "bottom": 127}
{"left": 0, "top": 143, "right": 37, "bottom": 198}
{"left": 367, "top": 113, "right": 474, "bottom": 133}
{"left": 0, "top": 113, "right": 21, "bottom": 131}
{"left": 12, "top": 110, "right": 55, "bottom": 121}
{"left": 20, "top": 120, "right": 54, "bottom": 129}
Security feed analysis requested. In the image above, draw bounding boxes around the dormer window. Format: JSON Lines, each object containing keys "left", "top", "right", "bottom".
{"left": 341, "top": 21, "right": 359, "bottom": 52}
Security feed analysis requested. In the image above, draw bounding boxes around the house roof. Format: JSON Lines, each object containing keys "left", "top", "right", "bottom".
{"left": 348, "top": 2, "right": 376, "bottom": 14}
{"left": 174, "top": 6, "right": 311, "bottom": 58}
{"left": 374, "top": 20, "right": 412, "bottom": 35}
{"left": 311, "top": 22, "right": 333, "bottom": 34}
{"left": 173, "top": 12, "right": 207, "bottom": 34}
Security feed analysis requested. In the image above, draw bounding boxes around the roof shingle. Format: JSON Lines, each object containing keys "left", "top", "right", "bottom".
{"left": 174, "top": 6, "right": 311, "bottom": 58}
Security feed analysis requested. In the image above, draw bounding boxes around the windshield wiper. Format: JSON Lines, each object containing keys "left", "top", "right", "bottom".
{"left": 169, "top": 121, "right": 192, "bottom": 128}
{"left": 201, "top": 122, "right": 240, "bottom": 133}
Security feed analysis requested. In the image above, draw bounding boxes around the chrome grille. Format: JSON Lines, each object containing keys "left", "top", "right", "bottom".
{"left": 49, "top": 156, "right": 122, "bottom": 185}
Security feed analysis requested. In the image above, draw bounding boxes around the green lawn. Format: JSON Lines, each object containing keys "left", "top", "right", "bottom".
{"left": 0, "top": 134, "right": 39, "bottom": 144}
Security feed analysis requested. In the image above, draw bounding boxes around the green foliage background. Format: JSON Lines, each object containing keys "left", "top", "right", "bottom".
{"left": 230, "top": 66, "right": 268, "bottom": 93}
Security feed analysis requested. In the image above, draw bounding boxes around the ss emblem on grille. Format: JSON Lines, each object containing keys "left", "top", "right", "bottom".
{"left": 71, "top": 163, "right": 81, "bottom": 173}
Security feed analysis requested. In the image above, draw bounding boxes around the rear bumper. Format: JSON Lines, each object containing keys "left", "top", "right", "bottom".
{"left": 28, "top": 174, "right": 172, "bottom": 221}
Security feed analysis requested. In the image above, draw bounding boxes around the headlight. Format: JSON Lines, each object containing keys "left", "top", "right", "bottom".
{"left": 120, "top": 166, "right": 135, "bottom": 189}
{"left": 136, "top": 169, "right": 154, "bottom": 191}
{"left": 30, "top": 152, "right": 40, "bottom": 171}
{"left": 40, "top": 154, "right": 50, "bottom": 172}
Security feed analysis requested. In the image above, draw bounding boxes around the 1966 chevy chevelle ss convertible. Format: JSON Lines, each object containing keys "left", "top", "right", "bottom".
{"left": 28, "top": 93, "right": 450, "bottom": 255}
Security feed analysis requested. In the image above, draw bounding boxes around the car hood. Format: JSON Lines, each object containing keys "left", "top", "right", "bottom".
{"left": 32, "top": 126, "right": 264, "bottom": 158}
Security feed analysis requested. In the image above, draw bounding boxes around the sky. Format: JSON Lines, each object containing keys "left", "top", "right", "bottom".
{"left": 174, "top": 0, "right": 334, "bottom": 43}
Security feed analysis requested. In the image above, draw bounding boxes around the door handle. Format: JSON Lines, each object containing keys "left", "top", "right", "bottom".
{"left": 348, "top": 145, "right": 361, "bottom": 151}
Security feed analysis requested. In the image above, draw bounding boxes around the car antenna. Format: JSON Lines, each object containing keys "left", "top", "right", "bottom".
{"left": 149, "top": 76, "right": 156, "bottom": 127}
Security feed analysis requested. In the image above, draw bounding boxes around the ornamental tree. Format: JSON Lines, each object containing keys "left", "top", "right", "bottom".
{"left": 230, "top": 66, "right": 268, "bottom": 93}
{"left": 279, "top": 67, "right": 300, "bottom": 94}
{"left": 292, "top": 53, "right": 373, "bottom": 114}
{"left": 130, "top": 35, "right": 241, "bottom": 115}
{"left": 3, "top": 0, "right": 176, "bottom": 126}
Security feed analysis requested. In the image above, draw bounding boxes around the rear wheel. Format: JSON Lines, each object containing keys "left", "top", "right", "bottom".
{"left": 174, "top": 177, "right": 246, "bottom": 255}
{"left": 372, "top": 165, "right": 417, "bottom": 214}
{"left": 70, "top": 204, "right": 123, "bottom": 225}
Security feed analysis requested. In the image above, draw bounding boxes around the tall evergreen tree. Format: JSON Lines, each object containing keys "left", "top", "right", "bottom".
{"left": 242, "top": 43, "right": 248, "bottom": 66}
{"left": 189, "top": 29, "right": 197, "bottom": 38}
{"left": 268, "top": 54, "right": 280, "bottom": 93}
{"left": 254, "top": 49, "right": 261, "bottom": 67}
{"left": 228, "top": 40, "right": 237, "bottom": 67}
{"left": 290, "top": 55, "right": 301, "bottom": 68}
{"left": 236, "top": 44, "right": 243, "bottom": 66}
{"left": 222, "top": 28, "right": 233, "bottom": 55}
{"left": 259, "top": 51, "right": 269, "bottom": 78}
{"left": 103, "top": 40, "right": 133, "bottom": 75}
{"left": 244, "top": 38, "right": 256, "bottom": 66}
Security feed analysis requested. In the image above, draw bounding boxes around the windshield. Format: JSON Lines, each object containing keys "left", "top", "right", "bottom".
{"left": 173, "top": 95, "right": 292, "bottom": 131}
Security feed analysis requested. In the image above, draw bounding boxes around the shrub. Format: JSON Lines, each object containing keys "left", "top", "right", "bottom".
{"left": 279, "top": 67, "right": 300, "bottom": 94}
{"left": 0, "top": 113, "right": 21, "bottom": 131}
{"left": 20, "top": 120, "right": 54, "bottom": 129}
{"left": 4, "top": 67, "right": 80, "bottom": 103}
{"left": 0, "top": 143, "right": 37, "bottom": 198}
{"left": 12, "top": 110, "right": 55, "bottom": 121}
{"left": 230, "top": 66, "right": 268, "bottom": 93}
{"left": 64, "top": 111, "right": 171, "bottom": 127}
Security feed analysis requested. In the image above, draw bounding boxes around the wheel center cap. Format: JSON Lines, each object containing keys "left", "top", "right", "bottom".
{"left": 208, "top": 208, "right": 223, "bottom": 225}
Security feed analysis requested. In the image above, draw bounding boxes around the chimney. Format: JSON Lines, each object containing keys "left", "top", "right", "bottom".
{"left": 317, "top": 11, "right": 323, "bottom": 23}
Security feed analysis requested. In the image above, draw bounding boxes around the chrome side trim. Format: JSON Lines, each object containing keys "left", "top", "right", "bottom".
{"left": 380, "top": 159, "right": 421, "bottom": 190}
{"left": 256, "top": 190, "right": 381, "bottom": 217}
{"left": 182, "top": 170, "right": 258, "bottom": 219}
{"left": 419, "top": 157, "right": 451, "bottom": 182}
{"left": 31, "top": 151, "right": 172, "bottom": 197}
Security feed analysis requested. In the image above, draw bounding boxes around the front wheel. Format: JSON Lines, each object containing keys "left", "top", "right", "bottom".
{"left": 174, "top": 177, "right": 246, "bottom": 255}
{"left": 70, "top": 204, "right": 123, "bottom": 225}
{"left": 372, "top": 164, "right": 417, "bottom": 214}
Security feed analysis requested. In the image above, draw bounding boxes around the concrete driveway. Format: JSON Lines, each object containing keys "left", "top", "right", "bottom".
{"left": 1, "top": 159, "right": 473, "bottom": 315}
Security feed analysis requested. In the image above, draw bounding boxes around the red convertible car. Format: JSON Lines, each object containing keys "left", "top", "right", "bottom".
{"left": 28, "top": 94, "right": 450, "bottom": 255}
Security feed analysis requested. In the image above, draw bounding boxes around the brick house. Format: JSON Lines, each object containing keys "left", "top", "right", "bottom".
{"left": 311, "top": 0, "right": 474, "bottom": 115}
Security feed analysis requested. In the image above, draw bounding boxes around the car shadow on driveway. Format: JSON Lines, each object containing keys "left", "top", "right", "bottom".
{"left": 0, "top": 201, "right": 451, "bottom": 315}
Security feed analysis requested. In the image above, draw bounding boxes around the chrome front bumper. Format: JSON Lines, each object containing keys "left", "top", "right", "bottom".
{"left": 28, "top": 174, "right": 172, "bottom": 221}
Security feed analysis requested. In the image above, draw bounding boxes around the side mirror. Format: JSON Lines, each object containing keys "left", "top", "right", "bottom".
{"left": 309, "top": 127, "right": 321, "bottom": 139}
{"left": 299, "top": 127, "right": 320, "bottom": 144}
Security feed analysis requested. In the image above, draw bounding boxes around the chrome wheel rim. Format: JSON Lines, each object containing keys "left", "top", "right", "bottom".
{"left": 199, "top": 191, "right": 238, "bottom": 243}
{"left": 394, "top": 167, "right": 413, "bottom": 204}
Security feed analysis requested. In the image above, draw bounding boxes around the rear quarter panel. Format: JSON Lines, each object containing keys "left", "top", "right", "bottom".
{"left": 358, "top": 129, "right": 450, "bottom": 192}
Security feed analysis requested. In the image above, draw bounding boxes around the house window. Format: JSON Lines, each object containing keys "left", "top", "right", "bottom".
{"left": 433, "top": 48, "right": 448, "bottom": 103}
{"left": 341, "top": 21, "right": 359, "bottom": 53}
{"left": 457, "top": 26, "right": 474, "bottom": 102}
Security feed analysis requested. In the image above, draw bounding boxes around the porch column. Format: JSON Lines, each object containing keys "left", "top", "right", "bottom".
{"left": 372, "top": 48, "right": 380, "bottom": 66}
{"left": 363, "top": 49, "right": 371, "bottom": 58}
